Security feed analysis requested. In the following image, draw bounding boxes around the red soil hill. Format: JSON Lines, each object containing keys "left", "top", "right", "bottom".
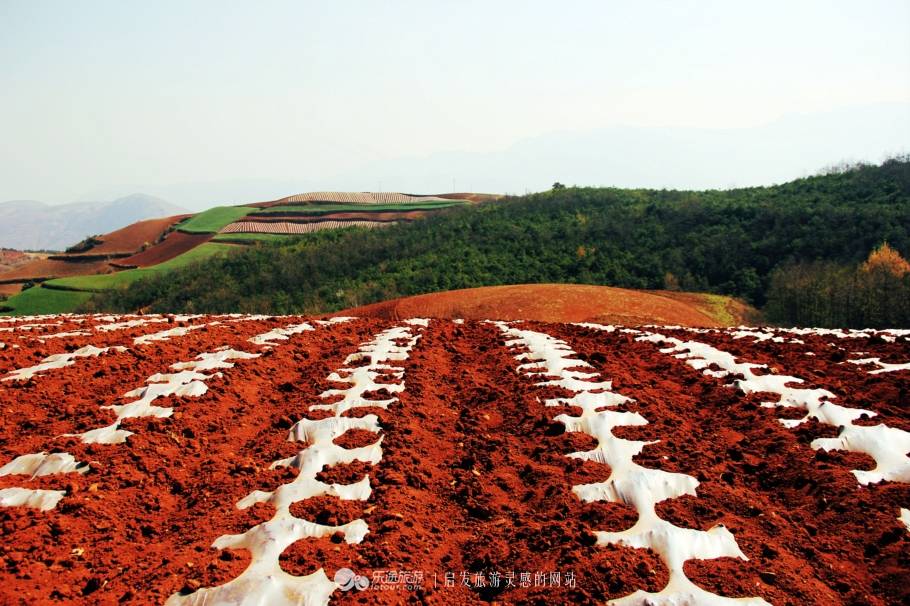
{"left": 339, "top": 283, "right": 746, "bottom": 327}
{"left": 112, "top": 232, "right": 213, "bottom": 268}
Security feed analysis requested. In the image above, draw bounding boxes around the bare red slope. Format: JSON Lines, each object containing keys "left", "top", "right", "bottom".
{"left": 112, "top": 231, "right": 213, "bottom": 268}
{"left": 0, "top": 215, "right": 189, "bottom": 282}
{"left": 0, "top": 316, "right": 906, "bottom": 604}
{"left": 338, "top": 283, "right": 741, "bottom": 326}
{"left": 70, "top": 214, "right": 190, "bottom": 256}
{"left": 0, "top": 258, "right": 114, "bottom": 282}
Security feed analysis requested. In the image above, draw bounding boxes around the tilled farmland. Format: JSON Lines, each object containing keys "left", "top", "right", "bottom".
{"left": 220, "top": 221, "right": 391, "bottom": 235}
{"left": 0, "top": 315, "right": 907, "bottom": 605}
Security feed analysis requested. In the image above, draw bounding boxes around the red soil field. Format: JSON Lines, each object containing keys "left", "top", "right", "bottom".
{"left": 0, "top": 250, "right": 31, "bottom": 274}
{"left": 435, "top": 193, "right": 501, "bottom": 203}
{"left": 72, "top": 215, "right": 190, "bottom": 257}
{"left": 0, "top": 315, "right": 906, "bottom": 605}
{"left": 240, "top": 211, "right": 429, "bottom": 223}
{"left": 245, "top": 192, "right": 483, "bottom": 209}
{"left": 113, "top": 232, "right": 214, "bottom": 268}
{"left": 0, "top": 216, "right": 188, "bottom": 283}
{"left": 221, "top": 221, "right": 390, "bottom": 235}
{"left": 0, "top": 283, "right": 23, "bottom": 297}
{"left": 340, "top": 284, "right": 742, "bottom": 327}
{"left": 0, "top": 258, "right": 114, "bottom": 283}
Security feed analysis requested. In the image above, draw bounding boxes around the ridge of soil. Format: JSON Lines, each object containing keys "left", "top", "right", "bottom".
{"left": 339, "top": 284, "right": 751, "bottom": 327}
{"left": 0, "top": 316, "right": 906, "bottom": 604}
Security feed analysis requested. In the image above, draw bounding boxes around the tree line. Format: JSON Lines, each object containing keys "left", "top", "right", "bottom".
{"left": 765, "top": 243, "right": 910, "bottom": 328}
{"left": 83, "top": 157, "right": 910, "bottom": 327}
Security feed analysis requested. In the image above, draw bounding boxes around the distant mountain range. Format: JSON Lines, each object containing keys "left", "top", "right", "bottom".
{"left": 337, "top": 104, "right": 910, "bottom": 195}
{"left": 2, "top": 104, "right": 905, "bottom": 249}
{"left": 0, "top": 194, "right": 187, "bottom": 251}
{"left": 68, "top": 104, "right": 908, "bottom": 210}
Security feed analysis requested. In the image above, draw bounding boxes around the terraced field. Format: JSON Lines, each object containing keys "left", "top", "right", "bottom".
{"left": 44, "top": 243, "right": 237, "bottom": 292}
{"left": 67, "top": 215, "right": 191, "bottom": 256}
{"left": 221, "top": 220, "right": 391, "bottom": 235}
{"left": 218, "top": 200, "right": 467, "bottom": 237}
{"left": 248, "top": 202, "right": 463, "bottom": 215}
{"left": 0, "top": 192, "right": 483, "bottom": 314}
{"left": 210, "top": 233, "right": 306, "bottom": 244}
{"left": 259, "top": 192, "right": 461, "bottom": 206}
{"left": 0, "top": 244, "right": 237, "bottom": 315}
{"left": 0, "top": 315, "right": 907, "bottom": 604}
{"left": 176, "top": 207, "right": 255, "bottom": 235}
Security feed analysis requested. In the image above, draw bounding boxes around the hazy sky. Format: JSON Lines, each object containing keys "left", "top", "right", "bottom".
{"left": 1, "top": 0, "right": 908, "bottom": 207}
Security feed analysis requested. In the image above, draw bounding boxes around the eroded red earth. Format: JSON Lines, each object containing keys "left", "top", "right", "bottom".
{"left": 0, "top": 315, "right": 907, "bottom": 605}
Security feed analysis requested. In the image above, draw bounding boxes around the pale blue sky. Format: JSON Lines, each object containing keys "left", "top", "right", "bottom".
{"left": 1, "top": 0, "right": 908, "bottom": 207}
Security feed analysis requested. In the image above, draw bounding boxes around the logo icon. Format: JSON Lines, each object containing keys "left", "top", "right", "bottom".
{"left": 335, "top": 567, "right": 370, "bottom": 591}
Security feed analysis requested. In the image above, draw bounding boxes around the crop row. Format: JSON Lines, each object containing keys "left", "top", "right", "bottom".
{"left": 282, "top": 192, "right": 452, "bottom": 204}
{"left": 220, "top": 221, "right": 391, "bottom": 234}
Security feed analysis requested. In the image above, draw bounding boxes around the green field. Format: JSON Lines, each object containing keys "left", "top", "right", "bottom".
{"left": 0, "top": 286, "right": 93, "bottom": 316}
{"left": 212, "top": 233, "right": 307, "bottom": 244}
{"left": 249, "top": 202, "right": 464, "bottom": 215}
{"left": 177, "top": 206, "right": 253, "bottom": 233}
{"left": 45, "top": 243, "right": 238, "bottom": 292}
{"left": 0, "top": 242, "right": 239, "bottom": 315}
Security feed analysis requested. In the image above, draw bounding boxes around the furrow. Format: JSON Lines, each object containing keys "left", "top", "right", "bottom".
{"left": 168, "top": 319, "right": 427, "bottom": 606}
{"left": 494, "top": 322, "right": 769, "bottom": 606}
{"left": 636, "top": 328, "right": 910, "bottom": 533}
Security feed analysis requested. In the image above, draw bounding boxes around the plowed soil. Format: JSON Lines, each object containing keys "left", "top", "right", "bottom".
{"left": 340, "top": 284, "right": 749, "bottom": 327}
{"left": 240, "top": 211, "right": 428, "bottom": 223}
{"left": 0, "top": 216, "right": 189, "bottom": 284}
{"left": 244, "top": 192, "right": 479, "bottom": 209}
{"left": 114, "top": 232, "right": 214, "bottom": 268}
{"left": 0, "top": 258, "right": 114, "bottom": 283}
{"left": 0, "top": 316, "right": 906, "bottom": 605}
{"left": 0, "top": 250, "right": 32, "bottom": 274}
{"left": 71, "top": 215, "right": 190, "bottom": 256}
{"left": 0, "top": 283, "right": 23, "bottom": 296}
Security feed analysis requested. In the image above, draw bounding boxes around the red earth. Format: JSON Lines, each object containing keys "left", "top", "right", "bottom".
{"left": 71, "top": 215, "right": 191, "bottom": 257}
{"left": 0, "top": 216, "right": 189, "bottom": 283}
{"left": 0, "top": 258, "right": 114, "bottom": 283}
{"left": 244, "top": 192, "right": 491, "bottom": 209}
{"left": 113, "top": 232, "right": 214, "bottom": 268}
{"left": 0, "top": 315, "right": 906, "bottom": 605}
{"left": 0, "top": 283, "right": 24, "bottom": 297}
{"left": 239, "top": 211, "right": 429, "bottom": 223}
{"left": 340, "top": 284, "right": 750, "bottom": 327}
{"left": 0, "top": 250, "right": 31, "bottom": 274}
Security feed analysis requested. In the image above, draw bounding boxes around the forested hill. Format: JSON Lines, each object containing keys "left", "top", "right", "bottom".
{"left": 85, "top": 158, "right": 910, "bottom": 322}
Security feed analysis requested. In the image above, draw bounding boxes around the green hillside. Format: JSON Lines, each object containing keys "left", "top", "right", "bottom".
{"left": 212, "top": 233, "right": 307, "bottom": 244}
{"left": 45, "top": 243, "right": 236, "bottom": 291}
{"left": 0, "top": 243, "right": 235, "bottom": 315}
{"left": 0, "top": 286, "right": 93, "bottom": 316}
{"left": 78, "top": 159, "right": 910, "bottom": 325}
{"left": 177, "top": 206, "right": 253, "bottom": 233}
